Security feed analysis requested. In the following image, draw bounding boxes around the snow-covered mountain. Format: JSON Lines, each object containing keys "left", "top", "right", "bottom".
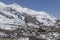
{"left": 0, "top": 2, "right": 60, "bottom": 40}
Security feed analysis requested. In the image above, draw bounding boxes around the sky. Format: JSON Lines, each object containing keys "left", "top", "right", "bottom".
{"left": 0, "top": 0, "right": 60, "bottom": 18}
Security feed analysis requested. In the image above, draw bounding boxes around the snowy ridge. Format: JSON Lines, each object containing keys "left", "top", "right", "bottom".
{"left": 0, "top": 2, "right": 57, "bottom": 26}
{"left": 0, "top": 2, "right": 60, "bottom": 40}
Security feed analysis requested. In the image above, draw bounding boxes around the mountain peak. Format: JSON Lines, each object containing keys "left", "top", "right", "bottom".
{"left": 0, "top": 2, "right": 57, "bottom": 26}
{"left": 0, "top": 2, "right": 60, "bottom": 40}
{"left": 0, "top": 2, "right": 7, "bottom": 7}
